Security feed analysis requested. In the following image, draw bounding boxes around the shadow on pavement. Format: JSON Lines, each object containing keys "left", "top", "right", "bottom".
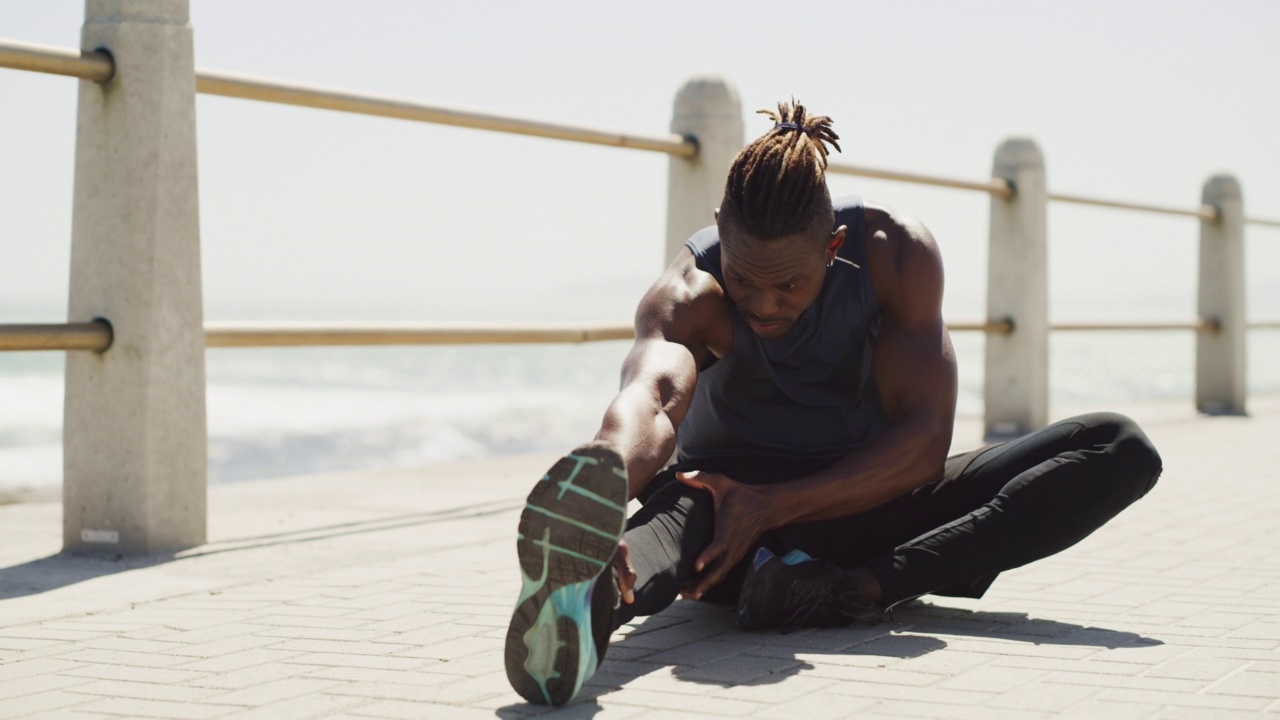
{"left": 493, "top": 699, "right": 605, "bottom": 719}
{"left": 555, "top": 597, "right": 1163, "bottom": 701}
{"left": 0, "top": 499, "right": 524, "bottom": 601}
{"left": 0, "top": 551, "right": 174, "bottom": 600}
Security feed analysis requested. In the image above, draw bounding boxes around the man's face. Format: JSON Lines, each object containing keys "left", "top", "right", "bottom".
{"left": 720, "top": 225, "right": 845, "bottom": 340}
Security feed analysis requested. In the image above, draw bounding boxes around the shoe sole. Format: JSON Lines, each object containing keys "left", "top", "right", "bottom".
{"left": 504, "top": 444, "right": 627, "bottom": 706}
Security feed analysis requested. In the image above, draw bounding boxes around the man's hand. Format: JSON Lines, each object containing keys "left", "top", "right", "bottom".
{"left": 613, "top": 539, "right": 637, "bottom": 604}
{"left": 676, "top": 470, "right": 776, "bottom": 600}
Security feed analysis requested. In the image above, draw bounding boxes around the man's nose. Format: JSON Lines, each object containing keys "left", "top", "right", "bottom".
{"left": 747, "top": 291, "right": 777, "bottom": 318}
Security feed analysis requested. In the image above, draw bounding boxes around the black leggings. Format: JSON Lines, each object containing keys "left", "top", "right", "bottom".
{"left": 616, "top": 412, "right": 1162, "bottom": 627}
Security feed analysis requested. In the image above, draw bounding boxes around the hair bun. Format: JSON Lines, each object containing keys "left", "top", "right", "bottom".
{"left": 758, "top": 99, "right": 841, "bottom": 169}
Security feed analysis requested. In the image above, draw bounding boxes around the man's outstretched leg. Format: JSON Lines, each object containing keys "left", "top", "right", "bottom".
{"left": 504, "top": 443, "right": 628, "bottom": 706}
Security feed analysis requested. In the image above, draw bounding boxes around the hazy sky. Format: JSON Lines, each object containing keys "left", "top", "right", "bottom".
{"left": 3, "top": 0, "right": 1278, "bottom": 325}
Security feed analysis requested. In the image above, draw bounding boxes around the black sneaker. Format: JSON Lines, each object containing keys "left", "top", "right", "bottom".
{"left": 736, "top": 547, "right": 883, "bottom": 634}
{"left": 504, "top": 443, "right": 628, "bottom": 706}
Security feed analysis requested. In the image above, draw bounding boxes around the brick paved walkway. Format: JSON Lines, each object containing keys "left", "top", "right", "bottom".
{"left": 2, "top": 397, "right": 1278, "bottom": 719}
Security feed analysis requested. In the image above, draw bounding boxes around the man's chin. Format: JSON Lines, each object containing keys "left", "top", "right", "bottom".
{"left": 748, "top": 318, "right": 789, "bottom": 339}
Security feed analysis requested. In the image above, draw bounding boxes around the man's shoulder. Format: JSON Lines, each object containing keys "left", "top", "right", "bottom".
{"left": 864, "top": 203, "right": 940, "bottom": 271}
{"left": 862, "top": 203, "right": 943, "bottom": 314}
{"left": 658, "top": 248, "right": 727, "bottom": 319}
{"left": 631, "top": 248, "right": 732, "bottom": 365}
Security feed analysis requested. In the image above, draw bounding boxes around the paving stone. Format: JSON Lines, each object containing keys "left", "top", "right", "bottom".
{"left": 212, "top": 693, "right": 370, "bottom": 720}
{"left": 1145, "top": 656, "right": 1250, "bottom": 681}
{"left": 72, "top": 697, "right": 238, "bottom": 719}
{"left": 666, "top": 653, "right": 806, "bottom": 685}
{"left": 67, "top": 678, "right": 220, "bottom": 703}
{"left": 801, "top": 663, "right": 946, "bottom": 687}
{"left": 1205, "top": 670, "right": 1280, "bottom": 698}
{"left": 1053, "top": 699, "right": 1157, "bottom": 719}
{"left": 174, "top": 649, "right": 302, "bottom": 673}
{"left": 0, "top": 656, "right": 86, "bottom": 681}
{"left": 0, "top": 635, "right": 63, "bottom": 652}
{"left": 936, "top": 665, "right": 1048, "bottom": 693}
{"left": 606, "top": 688, "right": 764, "bottom": 715}
{"left": 749, "top": 693, "right": 878, "bottom": 719}
{"left": 822, "top": 679, "right": 994, "bottom": 706}
{"left": 1094, "top": 688, "right": 1269, "bottom": 711}
{"left": 0, "top": 689, "right": 97, "bottom": 716}
{"left": 857, "top": 700, "right": 1046, "bottom": 720}
{"left": 54, "top": 648, "right": 198, "bottom": 669}
{"left": 1, "top": 399, "right": 1278, "bottom": 718}
{"left": 204, "top": 678, "right": 345, "bottom": 707}
{"left": 985, "top": 681, "right": 1100, "bottom": 712}
{"left": 346, "top": 700, "right": 510, "bottom": 719}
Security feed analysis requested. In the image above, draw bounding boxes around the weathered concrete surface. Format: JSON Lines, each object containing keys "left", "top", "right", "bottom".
{"left": 1197, "top": 174, "right": 1247, "bottom": 415}
{"left": 986, "top": 138, "right": 1049, "bottom": 438}
{"left": 665, "top": 76, "right": 743, "bottom": 266}
{"left": 64, "top": 0, "right": 207, "bottom": 554}
{"left": 1, "top": 396, "right": 1278, "bottom": 718}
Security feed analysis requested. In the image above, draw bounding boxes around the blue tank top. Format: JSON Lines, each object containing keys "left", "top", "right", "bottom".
{"left": 676, "top": 196, "right": 886, "bottom": 462}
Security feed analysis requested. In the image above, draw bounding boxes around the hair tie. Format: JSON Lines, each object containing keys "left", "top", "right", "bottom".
{"left": 775, "top": 121, "right": 811, "bottom": 137}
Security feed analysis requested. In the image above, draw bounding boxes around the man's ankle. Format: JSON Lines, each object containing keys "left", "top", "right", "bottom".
{"left": 834, "top": 566, "right": 884, "bottom": 615}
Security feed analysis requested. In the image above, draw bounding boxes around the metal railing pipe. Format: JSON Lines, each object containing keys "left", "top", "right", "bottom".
{"left": 195, "top": 69, "right": 696, "bottom": 157}
{"left": 827, "top": 161, "right": 1013, "bottom": 197}
{"left": 203, "top": 322, "right": 636, "bottom": 348}
{"left": 1048, "top": 191, "right": 1218, "bottom": 220}
{"left": 6, "top": 318, "right": 1275, "bottom": 353}
{"left": 0, "top": 39, "right": 112, "bottom": 82}
{"left": 1050, "top": 319, "right": 1221, "bottom": 333}
{"left": 0, "top": 322, "right": 112, "bottom": 352}
{"left": 948, "top": 319, "right": 1015, "bottom": 334}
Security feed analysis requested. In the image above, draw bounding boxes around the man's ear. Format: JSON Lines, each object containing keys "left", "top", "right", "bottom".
{"left": 826, "top": 224, "right": 848, "bottom": 263}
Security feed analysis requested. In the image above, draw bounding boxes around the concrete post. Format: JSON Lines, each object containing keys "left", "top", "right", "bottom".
{"left": 1196, "top": 175, "right": 1247, "bottom": 415}
{"left": 665, "top": 76, "right": 743, "bottom": 265}
{"left": 64, "top": 0, "right": 207, "bottom": 554}
{"left": 984, "top": 138, "right": 1049, "bottom": 438}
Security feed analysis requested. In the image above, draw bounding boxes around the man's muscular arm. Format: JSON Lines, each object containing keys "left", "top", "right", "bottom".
{"left": 594, "top": 253, "right": 714, "bottom": 500}
{"left": 681, "top": 210, "right": 957, "bottom": 598}
{"left": 764, "top": 210, "right": 957, "bottom": 523}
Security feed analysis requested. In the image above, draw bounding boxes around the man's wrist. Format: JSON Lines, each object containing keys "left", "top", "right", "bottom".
{"left": 756, "top": 483, "right": 790, "bottom": 530}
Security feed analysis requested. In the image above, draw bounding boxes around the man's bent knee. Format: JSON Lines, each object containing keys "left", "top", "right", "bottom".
{"left": 1092, "top": 411, "right": 1163, "bottom": 503}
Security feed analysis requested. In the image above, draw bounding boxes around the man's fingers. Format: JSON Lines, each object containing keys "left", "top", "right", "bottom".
{"left": 689, "top": 539, "right": 753, "bottom": 600}
{"left": 694, "top": 532, "right": 728, "bottom": 574}
{"left": 675, "top": 470, "right": 709, "bottom": 491}
{"left": 613, "top": 540, "right": 637, "bottom": 605}
{"left": 689, "top": 556, "right": 732, "bottom": 600}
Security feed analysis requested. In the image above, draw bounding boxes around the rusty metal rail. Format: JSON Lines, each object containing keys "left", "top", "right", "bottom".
{"left": 5, "top": 36, "right": 1280, "bottom": 226}
{"left": 826, "top": 162, "right": 1013, "bottom": 198}
{"left": 0, "top": 39, "right": 693, "bottom": 157}
{"left": 203, "top": 322, "right": 636, "bottom": 348}
{"left": 0, "top": 322, "right": 112, "bottom": 352}
{"left": 14, "top": 317, "right": 1280, "bottom": 352}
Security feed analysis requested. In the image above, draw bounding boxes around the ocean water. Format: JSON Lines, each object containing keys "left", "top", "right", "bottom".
{"left": 1, "top": 313, "right": 1278, "bottom": 496}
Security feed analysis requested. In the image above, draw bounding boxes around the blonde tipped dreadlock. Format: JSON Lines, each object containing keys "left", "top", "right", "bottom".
{"left": 719, "top": 99, "right": 842, "bottom": 241}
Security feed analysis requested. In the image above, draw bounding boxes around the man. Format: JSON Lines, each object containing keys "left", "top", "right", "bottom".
{"left": 504, "top": 101, "right": 1163, "bottom": 706}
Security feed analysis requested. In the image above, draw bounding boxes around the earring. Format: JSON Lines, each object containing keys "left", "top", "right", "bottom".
{"left": 826, "top": 259, "right": 835, "bottom": 268}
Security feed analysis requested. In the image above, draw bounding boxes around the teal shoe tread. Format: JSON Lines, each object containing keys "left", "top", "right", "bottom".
{"left": 505, "top": 444, "right": 627, "bottom": 706}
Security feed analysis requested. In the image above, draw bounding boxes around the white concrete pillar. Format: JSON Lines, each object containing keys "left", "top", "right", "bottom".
{"left": 984, "top": 138, "right": 1049, "bottom": 438}
{"left": 64, "top": 0, "right": 207, "bottom": 554}
{"left": 1196, "top": 175, "right": 1247, "bottom": 415}
{"left": 665, "top": 76, "right": 743, "bottom": 265}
